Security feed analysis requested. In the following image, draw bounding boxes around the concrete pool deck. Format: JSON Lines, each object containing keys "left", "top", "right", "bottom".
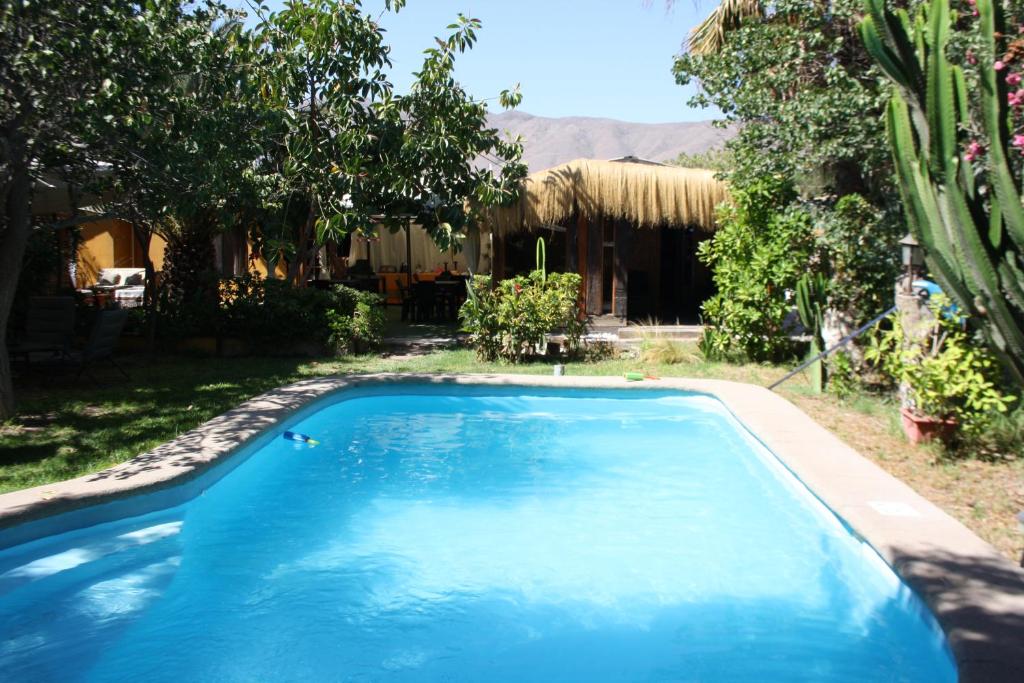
{"left": 0, "top": 373, "right": 1021, "bottom": 680}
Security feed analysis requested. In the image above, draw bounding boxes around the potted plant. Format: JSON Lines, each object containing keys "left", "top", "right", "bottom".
{"left": 866, "top": 296, "right": 1015, "bottom": 445}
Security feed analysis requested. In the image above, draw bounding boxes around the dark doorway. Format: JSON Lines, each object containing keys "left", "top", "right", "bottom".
{"left": 504, "top": 228, "right": 567, "bottom": 276}
{"left": 627, "top": 226, "right": 713, "bottom": 323}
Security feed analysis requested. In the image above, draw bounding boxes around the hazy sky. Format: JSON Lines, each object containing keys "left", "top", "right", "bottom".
{"left": 233, "top": 0, "right": 718, "bottom": 124}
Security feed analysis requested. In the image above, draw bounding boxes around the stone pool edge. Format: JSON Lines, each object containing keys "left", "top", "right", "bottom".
{"left": 0, "top": 373, "right": 1021, "bottom": 681}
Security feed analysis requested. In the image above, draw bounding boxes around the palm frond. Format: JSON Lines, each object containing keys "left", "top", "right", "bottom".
{"left": 686, "top": 0, "right": 765, "bottom": 56}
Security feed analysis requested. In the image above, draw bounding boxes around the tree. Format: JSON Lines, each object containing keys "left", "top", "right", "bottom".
{"left": 684, "top": 0, "right": 765, "bottom": 55}
{"left": 97, "top": 5, "right": 267, "bottom": 341}
{"left": 0, "top": 1, "right": 182, "bottom": 418}
{"left": 252, "top": 1, "right": 525, "bottom": 282}
{"left": 348, "top": 13, "right": 527, "bottom": 254}
{"left": 673, "top": 0, "right": 904, "bottom": 361}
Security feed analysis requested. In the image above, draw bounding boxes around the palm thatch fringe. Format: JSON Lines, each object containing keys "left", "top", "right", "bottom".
{"left": 484, "top": 159, "right": 729, "bottom": 236}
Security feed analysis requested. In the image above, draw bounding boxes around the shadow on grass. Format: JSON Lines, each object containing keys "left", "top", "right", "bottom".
{"left": 1, "top": 354, "right": 312, "bottom": 491}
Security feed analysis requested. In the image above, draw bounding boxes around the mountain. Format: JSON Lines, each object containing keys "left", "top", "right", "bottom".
{"left": 485, "top": 111, "right": 736, "bottom": 172}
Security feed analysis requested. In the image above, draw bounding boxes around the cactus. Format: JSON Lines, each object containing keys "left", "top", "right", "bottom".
{"left": 535, "top": 236, "right": 547, "bottom": 284}
{"left": 796, "top": 272, "right": 828, "bottom": 392}
{"left": 859, "top": 0, "right": 1024, "bottom": 385}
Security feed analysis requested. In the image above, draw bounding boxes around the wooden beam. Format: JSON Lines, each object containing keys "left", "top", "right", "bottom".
{"left": 613, "top": 219, "right": 632, "bottom": 319}
{"left": 565, "top": 212, "right": 578, "bottom": 273}
{"left": 586, "top": 215, "right": 603, "bottom": 315}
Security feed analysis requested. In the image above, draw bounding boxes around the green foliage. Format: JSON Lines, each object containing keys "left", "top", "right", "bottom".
{"left": 0, "top": 1, "right": 228, "bottom": 416}
{"left": 666, "top": 147, "right": 734, "bottom": 173}
{"left": 826, "top": 350, "right": 859, "bottom": 400}
{"left": 328, "top": 289, "right": 387, "bottom": 355}
{"left": 252, "top": 0, "right": 526, "bottom": 275}
{"left": 864, "top": 297, "right": 1017, "bottom": 438}
{"left": 207, "top": 274, "right": 384, "bottom": 355}
{"left": 460, "top": 272, "right": 584, "bottom": 363}
{"left": 859, "top": 0, "right": 1024, "bottom": 385}
{"left": 674, "top": 0, "right": 898, "bottom": 203}
{"left": 697, "top": 177, "right": 815, "bottom": 361}
{"left": 972, "top": 405, "right": 1024, "bottom": 459}
{"left": 814, "top": 193, "right": 901, "bottom": 321}
{"left": 676, "top": 0, "right": 904, "bottom": 359}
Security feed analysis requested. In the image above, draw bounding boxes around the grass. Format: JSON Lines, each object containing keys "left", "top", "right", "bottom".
{"left": 2, "top": 343, "right": 1021, "bottom": 562}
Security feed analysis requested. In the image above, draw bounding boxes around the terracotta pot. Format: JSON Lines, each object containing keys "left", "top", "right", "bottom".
{"left": 900, "top": 407, "right": 957, "bottom": 445}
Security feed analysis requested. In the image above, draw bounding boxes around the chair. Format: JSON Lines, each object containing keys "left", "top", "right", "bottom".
{"left": 71, "top": 309, "right": 130, "bottom": 381}
{"left": 397, "top": 280, "right": 416, "bottom": 322}
{"left": 412, "top": 281, "right": 438, "bottom": 322}
{"left": 9, "top": 297, "right": 76, "bottom": 364}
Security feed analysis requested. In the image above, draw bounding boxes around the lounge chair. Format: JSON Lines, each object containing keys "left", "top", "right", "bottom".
{"left": 71, "top": 309, "right": 130, "bottom": 381}
{"left": 9, "top": 296, "right": 76, "bottom": 364}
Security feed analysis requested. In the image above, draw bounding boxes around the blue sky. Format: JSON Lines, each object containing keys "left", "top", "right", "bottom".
{"left": 234, "top": 1, "right": 718, "bottom": 124}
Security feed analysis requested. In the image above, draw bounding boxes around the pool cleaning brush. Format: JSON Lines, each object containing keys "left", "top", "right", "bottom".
{"left": 283, "top": 431, "right": 320, "bottom": 446}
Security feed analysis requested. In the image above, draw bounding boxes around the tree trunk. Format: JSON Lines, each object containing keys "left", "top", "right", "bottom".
{"left": 287, "top": 201, "right": 317, "bottom": 286}
{"left": 132, "top": 222, "right": 159, "bottom": 353}
{"left": 0, "top": 140, "right": 34, "bottom": 419}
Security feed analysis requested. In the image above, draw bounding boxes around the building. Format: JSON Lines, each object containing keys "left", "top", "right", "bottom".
{"left": 485, "top": 158, "right": 728, "bottom": 323}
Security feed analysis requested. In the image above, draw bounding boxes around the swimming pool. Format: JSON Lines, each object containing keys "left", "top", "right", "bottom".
{"left": 0, "top": 386, "right": 955, "bottom": 681}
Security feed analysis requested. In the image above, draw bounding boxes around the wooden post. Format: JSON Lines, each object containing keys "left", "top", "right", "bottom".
{"left": 405, "top": 219, "right": 412, "bottom": 278}
{"left": 613, "top": 219, "right": 632, "bottom": 320}
{"left": 565, "top": 213, "right": 578, "bottom": 273}
{"left": 586, "top": 215, "right": 603, "bottom": 315}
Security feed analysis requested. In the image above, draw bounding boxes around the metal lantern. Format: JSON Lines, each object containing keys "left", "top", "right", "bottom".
{"left": 900, "top": 233, "right": 924, "bottom": 269}
{"left": 899, "top": 233, "right": 924, "bottom": 293}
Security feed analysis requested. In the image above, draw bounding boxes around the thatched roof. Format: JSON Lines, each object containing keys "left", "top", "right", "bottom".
{"left": 485, "top": 158, "right": 729, "bottom": 236}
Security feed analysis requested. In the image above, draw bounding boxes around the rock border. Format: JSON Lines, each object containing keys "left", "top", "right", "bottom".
{"left": 0, "top": 373, "right": 1021, "bottom": 681}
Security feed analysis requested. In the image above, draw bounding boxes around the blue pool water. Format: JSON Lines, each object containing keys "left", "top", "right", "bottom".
{"left": 0, "top": 388, "right": 955, "bottom": 682}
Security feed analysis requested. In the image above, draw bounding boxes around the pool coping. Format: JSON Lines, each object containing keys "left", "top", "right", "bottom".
{"left": 1, "top": 373, "right": 1021, "bottom": 680}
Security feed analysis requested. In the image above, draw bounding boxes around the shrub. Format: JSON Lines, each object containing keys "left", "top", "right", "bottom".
{"left": 640, "top": 337, "right": 695, "bottom": 365}
{"left": 460, "top": 270, "right": 584, "bottom": 363}
{"left": 328, "top": 289, "right": 386, "bottom": 354}
{"left": 973, "top": 406, "right": 1024, "bottom": 460}
{"left": 697, "top": 177, "right": 816, "bottom": 362}
{"left": 216, "top": 273, "right": 384, "bottom": 355}
{"left": 826, "top": 350, "right": 859, "bottom": 401}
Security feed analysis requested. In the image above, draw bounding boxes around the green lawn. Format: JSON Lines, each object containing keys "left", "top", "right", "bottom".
{"left": 2, "top": 345, "right": 1021, "bottom": 561}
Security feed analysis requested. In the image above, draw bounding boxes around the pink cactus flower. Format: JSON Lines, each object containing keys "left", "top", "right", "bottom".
{"left": 1012, "top": 134, "right": 1024, "bottom": 150}
{"left": 1009, "top": 72, "right": 1023, "bottom": 86}
{"left": 964, "top": 140, "right": 984, "bottom": 163}
{"left": 995, "top": 60, "right": 1007, "bottom": 71}
{"left": 1008, "top": 89, "right": 1024, "bottom": 107}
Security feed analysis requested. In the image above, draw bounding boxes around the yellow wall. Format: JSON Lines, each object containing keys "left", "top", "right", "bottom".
{"left": 251, "top": 252, "right": 289, "bottom": 279}
{"left": 76, "top": 219, "right": 167, "bottom": 287}
{"left": 76, "top": 219, "right": 287, "bottom": 287}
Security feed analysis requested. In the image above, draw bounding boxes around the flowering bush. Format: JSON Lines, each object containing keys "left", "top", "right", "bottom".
{"left": 459, "top": 271, "right": 584, "bottom": 363}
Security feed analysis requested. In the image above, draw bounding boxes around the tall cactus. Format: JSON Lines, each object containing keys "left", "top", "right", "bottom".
{"left": 859, "top": 0, "right": 1024, "bottom": 384}
{"left": 535, "top": 236, "right": 547, "bottom": 284}
{"left": 796, "top": 272, "right": 828, "bottom": 392}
